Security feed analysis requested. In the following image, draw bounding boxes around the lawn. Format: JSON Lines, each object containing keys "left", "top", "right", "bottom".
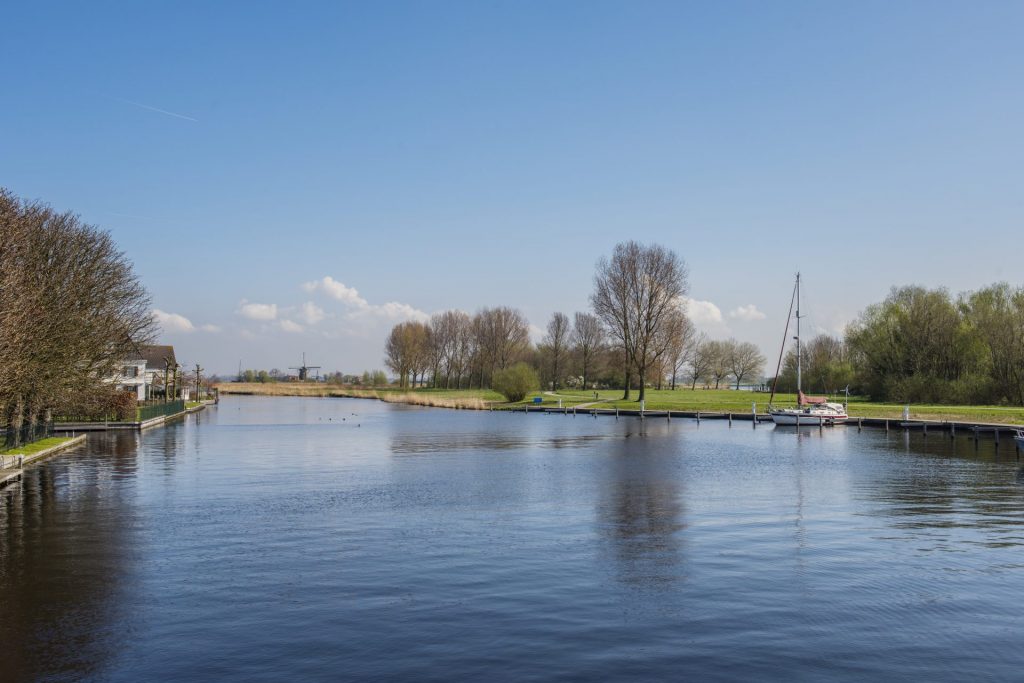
{"left": 514, "top": 388, "right": 1024, "bottom": 424}
{"left": 1, "top": 436, "right": 76, "bottom": 457}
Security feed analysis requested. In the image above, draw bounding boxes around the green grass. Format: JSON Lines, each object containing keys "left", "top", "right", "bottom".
{"left": 185, "top": 401, "right": 202, "bottom": 409}
{"left": 504, "top": 388, "right": 1024, "bottom": 424}
{"left": 1, "top": 436, "right": 75, "bottom": 457}
{"left": 404, "top": 387, "right": 506, "bottom": 401}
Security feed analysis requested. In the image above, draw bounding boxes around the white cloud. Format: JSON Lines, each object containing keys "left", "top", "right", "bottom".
{"left": 279, "top": 319, "right": 304, "bottom": 333}
{"left": 303, "top": 276, "right": 368, "bottom": 307}
{"left": 153, "top": 309, "right": 195, "bottom": 333}
{"left": 355, "top": 301, "right": 429, "bottom": 323}
{"left": 298, "top": 301, "right": 326, "bottom": 325}
{"left": 238, "top": 301, "right": 278, "bottom": 321}
{"left": 200, "top": 324, "right": 222, "bottom": 333}
{"left": 682, "top": 297, "right": 723, "bottom": 325}
{"left": 305, "top": 275, "right": 429, "bottom": 323}
{"left": 728, "top": 304, "right": 767, "bottom": 321}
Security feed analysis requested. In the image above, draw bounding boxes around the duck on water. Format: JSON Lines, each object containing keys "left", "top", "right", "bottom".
{"left": 767, "top": 273, "right": 849, "bottom": 426}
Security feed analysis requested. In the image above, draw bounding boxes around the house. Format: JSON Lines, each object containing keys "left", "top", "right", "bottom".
{"left": 113, "top": 344, "right": 179, "bottom": 400}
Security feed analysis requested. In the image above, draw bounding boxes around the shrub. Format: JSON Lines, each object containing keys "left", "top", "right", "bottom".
{"left": 492, "top": 363, "right": 539, "bottom": 402}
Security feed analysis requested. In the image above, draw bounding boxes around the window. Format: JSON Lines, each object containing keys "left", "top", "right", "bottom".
{"left": 124, "top": 365, "right": 138, "bottom": 378}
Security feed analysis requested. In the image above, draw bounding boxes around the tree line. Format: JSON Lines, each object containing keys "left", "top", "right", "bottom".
{"left": 385, "top": 242, "right": 768, "bottom": 400}
{"left": 768, "top": 284, "right": 1024, "bottom": 406}
{"left": 237, "top": 368, "right": 389, "bottom": 386}
{"left": 1, "top": 189, "right": 155, "bottom": 446}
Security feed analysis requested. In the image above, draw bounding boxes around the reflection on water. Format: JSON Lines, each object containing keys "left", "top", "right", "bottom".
{"left": 391, "top": 432, "right": 612, "bottom": 454}
{"left": 3, "top": 398, "right": 1024, "bottom": 681}
{"left": 598, "top": 429, "right": 685, "bottom": 589}
{"left": 0, "top": 432, "right": 140, "bottom": 682}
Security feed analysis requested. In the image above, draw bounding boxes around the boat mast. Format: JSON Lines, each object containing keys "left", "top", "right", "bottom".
{"left": 795, "top": 272, "right": 802, "bottom": 405}
{"left": 768, "top": 276, "right": 798, "bottom": 407}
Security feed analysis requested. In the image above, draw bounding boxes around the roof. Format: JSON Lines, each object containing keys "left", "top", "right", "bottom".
{"left": 138, "top": 344, "right": 177, "bottom": 370}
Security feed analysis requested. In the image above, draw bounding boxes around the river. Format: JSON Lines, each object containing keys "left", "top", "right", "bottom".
{"left": 3, "top": 396, "right": 1024, "bottom": 681}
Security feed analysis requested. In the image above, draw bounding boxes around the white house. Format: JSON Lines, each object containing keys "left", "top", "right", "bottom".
{"left": 113, "top": 344, "right": 178, "bottom": 400}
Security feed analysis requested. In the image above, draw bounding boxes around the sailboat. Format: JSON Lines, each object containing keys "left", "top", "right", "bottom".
{"left": 768, "top": 273, "right": 849, "bottom": 426}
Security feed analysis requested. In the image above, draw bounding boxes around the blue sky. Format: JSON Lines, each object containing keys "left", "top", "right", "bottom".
{"left": 3, "top": 2, "right": 1022, "bottom": 375}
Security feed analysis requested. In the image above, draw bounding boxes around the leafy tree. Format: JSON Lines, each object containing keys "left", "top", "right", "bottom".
{"left": 492, "top": 362, "right": 539, "bottom": 402}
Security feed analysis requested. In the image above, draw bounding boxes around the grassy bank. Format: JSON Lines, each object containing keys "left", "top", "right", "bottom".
{"left": 215, "top": 383, "right": 1024, "bottom": 425}
{"left": 1, "top": 436, "right": 77, "bottom": 457}
{"left": 217, "top": 383, "right": 503, "bottom": 409}
{"left": 528, "top": 389, "right": 1024, "bottom": 424}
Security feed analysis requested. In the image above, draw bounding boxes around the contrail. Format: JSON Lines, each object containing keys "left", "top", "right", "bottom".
{"left": 115, "top": 97, "right": 198, "bottom": 122}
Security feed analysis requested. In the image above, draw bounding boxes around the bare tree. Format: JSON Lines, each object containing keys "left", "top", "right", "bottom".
{"left": 472, "top": 306, "right": 530, "bottom": 387}
{"left": 664, "top": 313, "right": 695, "bottom": 389}
{"left": 592, "top": 242, "right": 688, "bottom": 402}
{"left": 572, "top": 312, "right": 604, "bottom": 390}
{"left": 706, "top": 340, "right": 732, "bottom": 390}
{"left": 384, "top": 321, "right": 430, "bottom": 388}
{"left": 687, "top": 332, "right": 712, "bottom": 389}
{"left": 1, "top": 189, "right": 155, "bottom": 446}
{"left": 542, "top": 312, "right": 571, "bottom": 390}
{"left": 726, "top": 339, "right": 766, "bottom": 389}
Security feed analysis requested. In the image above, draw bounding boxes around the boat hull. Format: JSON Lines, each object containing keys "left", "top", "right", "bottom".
{"left": 770, "top": 411, "right": 848, "bottom": 426}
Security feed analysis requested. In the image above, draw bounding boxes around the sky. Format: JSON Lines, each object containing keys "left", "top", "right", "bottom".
{"left": 3, "top": 1, "right": 1022, "bottom": 376}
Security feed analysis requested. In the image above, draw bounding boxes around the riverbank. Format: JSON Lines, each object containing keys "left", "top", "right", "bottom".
{"left": 0, "top": 434, "right": 87, "bottom": 487}
{"left": 216, "top": 383, "right": 1024, "bottom": 426}
{"left": 217, "top": 383, "right": 501, "bottom": 409}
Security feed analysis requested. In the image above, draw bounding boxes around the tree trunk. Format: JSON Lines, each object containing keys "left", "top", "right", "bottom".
{"left": 637, "top": 366, "right": 647, "bottom": 402}
{"left": 622, "top": 369, "right": 631, "bottom": 400}
{"left": 5, "top": 394, "right": 25, "bottom": 448}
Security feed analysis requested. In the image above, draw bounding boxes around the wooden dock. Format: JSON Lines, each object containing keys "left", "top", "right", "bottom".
{"left": 515, "top": 406, "right": 1021, "bottom": 445}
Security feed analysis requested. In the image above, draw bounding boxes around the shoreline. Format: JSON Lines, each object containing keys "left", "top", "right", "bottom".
{"left": 216, "top": 383, "right": 1024, "bottom": 428}
{"left": 0, "top": 434, "right": 88, "bottom": 487}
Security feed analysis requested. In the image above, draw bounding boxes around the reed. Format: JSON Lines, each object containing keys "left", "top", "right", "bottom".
{"left": 215, "top": 383, "right": 494, "bottom": 409}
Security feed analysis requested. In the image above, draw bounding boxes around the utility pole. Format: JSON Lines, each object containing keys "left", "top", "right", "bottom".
{"left": 164, "top": 359, "right": 171, "bottom": 403}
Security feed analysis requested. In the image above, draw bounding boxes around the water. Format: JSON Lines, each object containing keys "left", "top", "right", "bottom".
{"left": 3, "top": 396, "right": 1024, "bottom": 682}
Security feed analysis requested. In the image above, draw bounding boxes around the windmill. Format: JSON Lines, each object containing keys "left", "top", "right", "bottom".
{"left": 289, "top": 352, "right": 321, "bottom": 381}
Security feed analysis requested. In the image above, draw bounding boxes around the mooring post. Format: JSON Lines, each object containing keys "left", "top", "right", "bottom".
{"left": 696, "top": 412, "right": 701, "bottom": 424}
{"left": 752, "top": 402, "right": 757, "bottom": 429}
{"left": 858, "top": 417, "right": 863, "bottom": 432}
{"left": 573, "top": 406, "right": 576, "bottom": 418}
{"left": 667, "top": 410, "right": 671, "bottom": 422}
{"left": 729, "top": 413, "right": 733, "bottom": 427}
{"left": 615, "top": 406, "right": 619, "bottom": 420}
{"left": 885, "top": 419, "right": 889, "bottom": 433}
{"left": 640, "top": 399, "right": 645, "bottom": 420}
{"left": 923, "top": 423, "right": 928, "bottom": 437}
{"left": 950, "top": 423, "right": 955, "bottom": 439}
{"left": 994, "top": 428, "right": 1000, "bottom": 447}
{"left": 819, "top": 416, "right": 823, "bottom": 431}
